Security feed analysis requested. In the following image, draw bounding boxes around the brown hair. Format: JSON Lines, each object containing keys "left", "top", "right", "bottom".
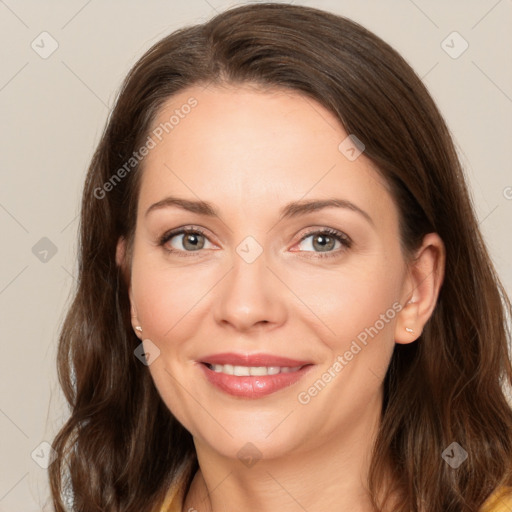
{"left": 49, "top": 3, "right": 512, "bottom": 511}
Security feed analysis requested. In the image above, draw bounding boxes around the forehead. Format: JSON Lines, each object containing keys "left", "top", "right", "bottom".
{"left": 137, "top": 84, "right": 395, "bottom": 227}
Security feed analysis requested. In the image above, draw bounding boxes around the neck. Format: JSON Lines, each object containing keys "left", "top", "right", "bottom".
{"left": 183, "top": 391, "right": 394, "bottom": 512}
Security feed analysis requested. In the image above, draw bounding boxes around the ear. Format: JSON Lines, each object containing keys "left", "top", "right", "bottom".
{"left": 115, "top": 235, "right": 126, "bottom": 269}
{"left": 116, "top": 236, "right": 142, "bottom": 339}
{"left": 394, "top": 232, "right": 446, "bottom": 344}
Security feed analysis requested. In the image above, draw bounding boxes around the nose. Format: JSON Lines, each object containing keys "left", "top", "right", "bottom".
{"left": 213, "top": 249, "right": 287, "bottom": 333}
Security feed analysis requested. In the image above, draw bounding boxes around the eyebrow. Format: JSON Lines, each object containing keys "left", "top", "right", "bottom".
{"left": 145, "top": 196, "right": 374, "bottom": 226}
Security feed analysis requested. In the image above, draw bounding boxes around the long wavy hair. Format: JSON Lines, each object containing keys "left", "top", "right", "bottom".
{"left": 49, "top": 3, "right": 512, "bottom": 511}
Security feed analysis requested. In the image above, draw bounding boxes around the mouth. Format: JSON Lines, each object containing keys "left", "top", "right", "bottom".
{"left": 197, "top": 354, "right": 314, "bottom": 399}
{"left": 202, "top": 362, "right": 309, "bottom": 376}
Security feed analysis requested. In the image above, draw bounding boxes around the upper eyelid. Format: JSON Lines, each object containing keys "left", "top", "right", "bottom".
{"left": 161, "top": 226, "right": 212, "bottom": 245}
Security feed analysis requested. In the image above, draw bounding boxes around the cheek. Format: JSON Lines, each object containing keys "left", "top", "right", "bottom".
{"left": 297, "top": 261, "right": 401, "bottom": 342}
{"left": 301, "top": 261, "right": 403, "bottom": 392}
{"left": 130, "top": 250, "right": 205, "bottom": 338}
{"left": 130, "top": 261, "right": 209, "bottom": 427}
{"left": 294, "top": 273, "right": 400, "bottom": 425}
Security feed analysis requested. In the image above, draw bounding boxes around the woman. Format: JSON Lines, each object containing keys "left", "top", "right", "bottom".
{"left": 49, "top": 3, "right": 512, "bottom": 511}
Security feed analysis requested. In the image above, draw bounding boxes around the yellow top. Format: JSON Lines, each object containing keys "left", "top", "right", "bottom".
{"left": 160, "top": 478, "right": 186, "bottom": 512}
{"left": 480, "top": 486, "right": 512, "bottom": 512}
{"left": 159, "top": 482, "right": 512, "bottom": 512}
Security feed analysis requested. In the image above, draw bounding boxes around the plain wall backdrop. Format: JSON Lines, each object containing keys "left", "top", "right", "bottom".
{"left": 1, "top": 0, "right": 511, "bottom": 510}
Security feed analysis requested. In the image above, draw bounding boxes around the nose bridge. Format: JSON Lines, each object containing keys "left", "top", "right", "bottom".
{"left": 213, "top": 238, "right": 287, "bottom": 330}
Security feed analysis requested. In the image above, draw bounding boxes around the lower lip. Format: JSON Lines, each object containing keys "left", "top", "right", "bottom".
{"left": 199, "top": 363, "right": 314, "bottom": 399}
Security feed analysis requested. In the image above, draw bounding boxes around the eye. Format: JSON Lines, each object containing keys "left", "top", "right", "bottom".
{"left": 158, "top": 226, "right": 215, "bottom": 257}
{"left": 295, "top": 228, "right": 352, "bottom": 259}
{"left": 158, "top": 226, "right": 352, "bottom": 259}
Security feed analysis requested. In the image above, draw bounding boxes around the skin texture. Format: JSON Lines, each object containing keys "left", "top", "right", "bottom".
{"left": 116, "top": 84, "right": 445, "bottom": 512}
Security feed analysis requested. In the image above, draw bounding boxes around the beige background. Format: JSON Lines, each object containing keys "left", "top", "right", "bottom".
{"left": 1, "top": 0, "right": 511, "bottom": 510}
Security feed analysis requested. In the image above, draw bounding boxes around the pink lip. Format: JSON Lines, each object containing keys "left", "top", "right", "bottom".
{"left": 196, "top": 353, "right": 314, "bottom": 399}
{"left": 198, "top": 363, "right": 314, "bottom": 399}
{"left": 199, "top": 352, "right": 312, "bottom": 367}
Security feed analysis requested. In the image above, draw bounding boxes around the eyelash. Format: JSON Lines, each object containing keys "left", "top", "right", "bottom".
{"left": 158, "top": 226, "right": 352, "bottom": 259}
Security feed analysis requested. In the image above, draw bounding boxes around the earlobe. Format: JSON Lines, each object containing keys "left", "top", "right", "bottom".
{"left": 394, "top": 232, "right": 445, "bottom": 345}
{"left": 394, "top": 299, "right": 422, "bottom": 344}
{"left": 129, "top": 293, "right": 143, "bottom": 339}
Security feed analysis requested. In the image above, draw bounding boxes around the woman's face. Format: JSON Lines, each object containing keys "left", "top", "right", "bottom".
{"left": 119, "top": 84, "right": 419, "bottom": 462}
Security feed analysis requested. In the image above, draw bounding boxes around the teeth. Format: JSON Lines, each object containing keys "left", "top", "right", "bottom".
{"left": 209, "top": 364, "right": 302, "bottom": 376}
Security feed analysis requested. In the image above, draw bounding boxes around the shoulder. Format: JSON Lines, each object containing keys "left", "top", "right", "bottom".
{"left": 481, "top": 486, "right": 512, "bottom": 512}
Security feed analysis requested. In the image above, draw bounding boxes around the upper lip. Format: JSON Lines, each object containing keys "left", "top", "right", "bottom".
{"left": 200, "top": 352, "right": 312, "bottom": 367}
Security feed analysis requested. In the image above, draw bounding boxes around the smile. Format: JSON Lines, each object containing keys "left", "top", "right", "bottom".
{"left": 199, "top": 362, "right": 314, "bottom": 399}
{"left": 206, "top": 363, "right": 305, "bottom": 376}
